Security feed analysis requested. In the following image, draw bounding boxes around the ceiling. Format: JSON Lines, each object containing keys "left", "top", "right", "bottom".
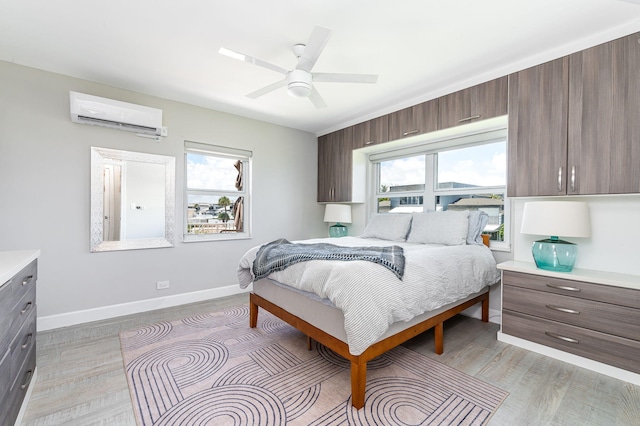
{"left": 1, "top": 1, "right": 639, "bottom": 135}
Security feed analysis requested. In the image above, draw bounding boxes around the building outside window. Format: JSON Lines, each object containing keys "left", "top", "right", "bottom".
{"left": 184, "top": 141, "right": 251, "bottom": 241}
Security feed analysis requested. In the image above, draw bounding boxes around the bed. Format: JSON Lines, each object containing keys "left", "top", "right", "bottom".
{"left": 237, "top": 211, "right": 501, "bottom": 409}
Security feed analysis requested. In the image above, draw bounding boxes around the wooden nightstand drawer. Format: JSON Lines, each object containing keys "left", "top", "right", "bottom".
{"left": 502, "top": 310, "right": 640, "bottom": 374}
{"left": 503, "top": 270, "right": 640, "bottom": 308}
{"left": 503, "top": 285, "right": 640, "bottom": 340}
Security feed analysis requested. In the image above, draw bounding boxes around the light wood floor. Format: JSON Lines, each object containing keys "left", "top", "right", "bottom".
{"left": 20, "top": 293, "right": 640, "bottom": 425}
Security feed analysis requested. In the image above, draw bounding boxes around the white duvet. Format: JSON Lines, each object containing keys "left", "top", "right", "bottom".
{"left": 238, "top": 237, "right": 500, "bottom": 355}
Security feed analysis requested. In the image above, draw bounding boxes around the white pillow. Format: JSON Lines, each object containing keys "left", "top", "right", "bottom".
{"left": 360, "top": 214, "right": 412, "bottom": 241}
{"left": 407, "top": 211, "right": 470, "bottom": 245}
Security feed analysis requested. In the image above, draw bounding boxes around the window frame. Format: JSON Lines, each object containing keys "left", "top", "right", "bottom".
{"left": 370, "top": 129, "right": 509, "bottom": 250}
{"left": 183, "top": 141, "right": 252, "bottom": 242}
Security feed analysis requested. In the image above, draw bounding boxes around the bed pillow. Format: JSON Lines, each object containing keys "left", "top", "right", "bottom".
{"left": 360, "top": 213, "right": 413, "bottom": 241}
{"left": 467, "top": 210, "right": 489, "bottom": 245}
{"left": 407, "top": 211, "right": 470, "bottom": 245}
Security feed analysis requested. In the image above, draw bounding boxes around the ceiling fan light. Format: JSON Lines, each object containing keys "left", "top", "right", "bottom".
{"left": 287, "top": 82, "right": 312, "bottom": 98}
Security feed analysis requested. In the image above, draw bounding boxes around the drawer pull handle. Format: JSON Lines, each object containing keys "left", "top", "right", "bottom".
{"left": 546, "top": 305, "right": 580, "bottom": 315}
{"left": 22, "top": 333, "right": 33, "bottom": 350}
{"left": 21, "top": 301, "right": 33, "bottom": 314}
{"left": 22, "top": 275, "right": 34, "bottom": 286}
{"left": 403, "top": 129, "right": 420, "bottom": 137}
{"left": 364, "top": 140, "right": 374, "bottom": 145}
{"left": 20, "top": 369, "right": 34, "bottom": 390}
{"left": 545, "top": 331, "right": 579, "bottom": 344}
{"left": 458, "top": 114, "right": 481, "bottom": 123}
{"left": 546, "top": 283, "right": 581, "bottom": 292}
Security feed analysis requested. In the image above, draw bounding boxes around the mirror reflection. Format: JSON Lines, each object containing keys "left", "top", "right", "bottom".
{"left": 91, "top": 147, "right": 175, "bottom": 252}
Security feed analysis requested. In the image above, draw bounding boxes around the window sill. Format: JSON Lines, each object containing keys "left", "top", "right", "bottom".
{"left": 183, "top": 232, "right": 251, "bottom": 243}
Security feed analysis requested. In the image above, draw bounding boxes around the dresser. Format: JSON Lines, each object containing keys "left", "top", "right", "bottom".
{"left": 1, "top": 250, "right": 40, "bottom": 426}
{"left": 497, "top": 260, "right": 640, "bottom": 385}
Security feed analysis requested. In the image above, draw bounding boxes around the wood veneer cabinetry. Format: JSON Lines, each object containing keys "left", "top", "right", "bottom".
{"left": 317, "top": 126, "right": 353, "bottom": 202}
{"left": 507, "top": 57, "right": 569, "bottom": 197}
{"left": 1, "top": 258, "right": 37, "bottom": 425}
{"left": 388, "top": 99, "right": 438, "bottom": 141}
{"left": 501, "top": 268, "right": 640, "bottom": 375}
{"left": 351, "top": 115, "right": 389, "bottom": 149}
{"left": 438, "top": 77, "right": 508, "bottom": 130}
{"left": 508, "top": 32, "right": 640, "bottom": 197}
{"left": 568, "top": 31, "right": 640, "bottom": 194}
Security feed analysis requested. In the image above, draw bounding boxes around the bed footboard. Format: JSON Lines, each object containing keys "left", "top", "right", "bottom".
{"left": 249, "top": 289, "right": 489, "bottom": 409}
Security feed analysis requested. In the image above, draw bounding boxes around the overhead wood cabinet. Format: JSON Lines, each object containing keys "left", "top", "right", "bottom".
{"left": 508, "top": 32, "right": 640, "bottom": 197}
{"left": 507, "top": 57, "right": 569, "bottom": 197}
{"left": 351, "top": 115, "right": 389, "bottom": 149}
{"left": 317, "top": 127, "right": 354, "bottom": 202}
{"left": 438, "top": 76, "right": 508, "bottom": 130}
{"left": 388, "top": 99, "right": 438, "bottom": 141}
{"left": 568, "top": 31, "right": 640, "bottom": 195}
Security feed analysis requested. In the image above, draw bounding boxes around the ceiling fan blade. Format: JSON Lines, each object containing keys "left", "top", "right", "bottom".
{"left": 313, "top": 73, "right": 378, "bottom": 84}
{"left": 308, "top": 85, "right": 328, "bottom": 109}
{"left": 296, "top": 26, "right": 332, "bottom": 72}
{"left": 219, "top": 47, "right": 288, "bottom": 76}
{"left": 246, "top": 79, "right": 287, "bottom": 99}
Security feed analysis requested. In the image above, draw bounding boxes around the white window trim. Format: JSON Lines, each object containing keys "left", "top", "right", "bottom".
{"left": 183, "top": 141, "right": 252, "bottom": 242}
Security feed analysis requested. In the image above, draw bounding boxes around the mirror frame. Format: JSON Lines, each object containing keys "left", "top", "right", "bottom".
{"left": 90, "top": 147, "right": 176, "bottom": 252}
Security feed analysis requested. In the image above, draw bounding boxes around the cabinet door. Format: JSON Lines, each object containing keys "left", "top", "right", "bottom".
{"left": 507, "top": 57, "right": 569, "bottom": 197}
{"left": 568, "top": 32, "right": 640, "bottom": 194}
{"left": 438, "top": 77, "right": 508, "bottom": 129}
{"left": 352, "top": 116, "right": 389, "bottom": 149}
{"left": 388, "top": 99, "right": 438, "bottom": 141}
{"left": 317, "top": 127, "right": 353, "bottom": 202}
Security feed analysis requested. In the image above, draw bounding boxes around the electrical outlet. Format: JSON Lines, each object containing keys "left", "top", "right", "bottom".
{"left": 156, "top": 280, "right": 170, "bottom": 290}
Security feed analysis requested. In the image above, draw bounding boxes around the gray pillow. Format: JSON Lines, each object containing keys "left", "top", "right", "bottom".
{"left": 360, "top": 213, "right": 413, "bottom": 241}
{"left": 467, "top": 211, "right": 489, "bottom": 245}
{"left": 407, "top": 211, "right": 470, "bottom": 245}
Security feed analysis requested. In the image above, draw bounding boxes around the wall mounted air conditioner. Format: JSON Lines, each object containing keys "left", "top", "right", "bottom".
{"left": 69, "top": 91, "right": 168, "bottom": 139}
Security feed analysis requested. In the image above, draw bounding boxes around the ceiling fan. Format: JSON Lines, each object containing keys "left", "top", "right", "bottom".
{"left": 218, "top": 26, "right": 378, "bottom": 109}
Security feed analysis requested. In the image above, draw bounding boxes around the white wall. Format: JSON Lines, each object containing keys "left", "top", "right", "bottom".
{"left": 0, "top": 61, "right": 326, "bottom": 319}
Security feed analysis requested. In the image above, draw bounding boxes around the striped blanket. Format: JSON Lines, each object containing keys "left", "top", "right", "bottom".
{"left": 253, "top": 238, "right": 405, "bottom": 280}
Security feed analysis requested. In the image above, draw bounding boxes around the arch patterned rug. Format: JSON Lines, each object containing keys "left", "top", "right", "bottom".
{"left": 119, "top": 305, "right": 508, "bottom": 425}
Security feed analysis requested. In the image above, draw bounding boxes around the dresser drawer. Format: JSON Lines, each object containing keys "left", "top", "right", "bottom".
{"left": 503, "top": 285, "right": 640, "bottom": 340}
{"left": 8, "top": 282, "right": 36, "bottom": 344}
{"left": 503, "top": 271, "right": 640, "bottom": 309}
{"left": 503, "top": 310, "right": 640, "bottom": 374}
{"left": 5, "top": 344, "right": 36, "bottom": 426}
{"left": 8, "top": 307, "right": 36, "bottom": 390}
{"left": 11, "top": 259, "right": 37, "bottom": 309}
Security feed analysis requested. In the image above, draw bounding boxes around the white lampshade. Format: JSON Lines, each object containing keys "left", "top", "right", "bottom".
{"left": 324, "top": 204, "right": 352, "bottom": 224}
{"left": 521, "top": 201, "right": 590, "bottom": 238}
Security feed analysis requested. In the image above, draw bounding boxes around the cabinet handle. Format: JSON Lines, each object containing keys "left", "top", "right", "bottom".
{"left": 546, "top": 283, "right": 581, "bottom": 292}
{"left": 22, "top": 275, "right": 34, "bottom": 286}
{"left": 402, "top": 129, "right": 419, "bottom": 137}
{"left": 458, "top": 114, "right": 481, "bottom": 123}
{"left": 21, "top": 301, "right": 33, "bottom": 314}
{"left": 570, "top": 165, "right": 576, "bottom": 192}
{"left": 365, "top": 140, "right": 374, "bottom": 145}
{"left": 557, "top": 166, "right": 563, "bottom": 192}
{"left": 21, "top": 333, "right": 33, "bottom": 350}
{"left": 20, "top": 369, "right": 34, "bottom": 390}
{"left": 546, "top": 305, "right": 580, "bottom": 315}
{"left": 545, "top": 331, "right": 579, "bottom": 344}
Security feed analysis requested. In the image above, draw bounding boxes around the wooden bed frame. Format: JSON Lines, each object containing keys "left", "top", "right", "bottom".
{"left": 249, "top": 288, "right": 489, "bottom": 409}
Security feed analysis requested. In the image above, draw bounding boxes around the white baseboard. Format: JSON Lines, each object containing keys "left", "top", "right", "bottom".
{"left": 497, "top": 331, "right": 640, "bottom": 386}
{"left": 37, "top": 285, "right": 252, "bottom": 331}
{"left": 461, "top": 304, "right": 502, "bottom": 324}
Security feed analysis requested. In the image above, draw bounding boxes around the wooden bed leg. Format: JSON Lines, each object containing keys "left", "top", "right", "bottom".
{"left": 350, "top": 360, "right": 367, "bottom": 409}
{"left": 482, "top": 296, "right": 489, "bottom": 323}
{"left": 307, "top": 336, "right": 313, "bottom": 350}
{"left": 249, "top": 299, "right": 258, "bottom": 328}
{"left": 434, "top": 322, "right": 444, "bottom": 355}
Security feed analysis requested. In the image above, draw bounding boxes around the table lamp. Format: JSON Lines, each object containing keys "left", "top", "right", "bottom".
{"left": 324, "top": 204, "right": 352, "bottom": 238}
{"left": 521, "top": 201, "right": 590, "bottom": 272}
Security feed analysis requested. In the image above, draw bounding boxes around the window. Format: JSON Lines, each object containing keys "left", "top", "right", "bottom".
{"left": 372, "top": 130, "right": 508, "bottom": 248}
{"left": 184, "top": 141, "right": 251, "bottom": 241}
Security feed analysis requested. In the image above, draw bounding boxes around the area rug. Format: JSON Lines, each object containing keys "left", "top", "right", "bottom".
{"left": 119, "top": 305, "right": 507, "bottom": 425}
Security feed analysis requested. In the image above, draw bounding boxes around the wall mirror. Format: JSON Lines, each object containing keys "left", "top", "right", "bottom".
{"left": 90, "top": 147, "right": 176, "bottom": 252}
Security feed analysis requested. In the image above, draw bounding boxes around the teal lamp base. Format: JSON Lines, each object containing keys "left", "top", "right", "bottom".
{"left": 329, "top": 223, "right": 348, "bottom": 238}
{"left": 531, "top": 236, "right": 577, "bottom": 272}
